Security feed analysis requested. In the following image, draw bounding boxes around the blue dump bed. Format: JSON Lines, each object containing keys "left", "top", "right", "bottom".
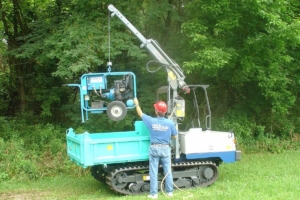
{"left": 66, "top": 121, "right": 150, "bottom": 168}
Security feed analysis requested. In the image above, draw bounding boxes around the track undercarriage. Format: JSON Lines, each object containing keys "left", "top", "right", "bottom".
{"left": 91, "top": 160, "right": 219, "bottom": 195}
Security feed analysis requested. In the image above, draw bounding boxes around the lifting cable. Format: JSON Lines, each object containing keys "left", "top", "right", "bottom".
{"left": 107, "top": 10, "right": 112, "bottom": 72}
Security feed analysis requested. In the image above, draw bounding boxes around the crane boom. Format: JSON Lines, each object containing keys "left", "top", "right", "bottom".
{"left": 108, "top": 4, "right": 189, "bottom": 93}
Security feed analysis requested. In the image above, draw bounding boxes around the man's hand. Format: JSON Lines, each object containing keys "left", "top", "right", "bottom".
{"left": 133, "top": 98, "right": 139, "bottom": 106}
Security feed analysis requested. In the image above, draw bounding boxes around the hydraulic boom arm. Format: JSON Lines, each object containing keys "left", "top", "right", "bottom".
{"left": 108, "top": 4, "right": 190, "bottom": 94}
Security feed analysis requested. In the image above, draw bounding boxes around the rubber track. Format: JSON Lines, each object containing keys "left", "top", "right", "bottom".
{"left": 105, "top": 161, "right": 218, "bottom": 195}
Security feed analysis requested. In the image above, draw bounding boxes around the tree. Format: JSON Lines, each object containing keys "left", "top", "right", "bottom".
{"left": 181, "top": 0, "right": 300, "bottom": 137}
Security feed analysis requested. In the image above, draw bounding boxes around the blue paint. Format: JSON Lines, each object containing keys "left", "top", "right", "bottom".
{"left": 66, "top": 121, "right": 150, "bottom": 168}
{"left": 185, "top": 151, "right": 237, "bottom": 163}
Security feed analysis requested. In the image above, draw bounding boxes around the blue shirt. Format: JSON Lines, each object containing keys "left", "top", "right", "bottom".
{"left": 142, "top": 114, "right": 177, "bottom": 144}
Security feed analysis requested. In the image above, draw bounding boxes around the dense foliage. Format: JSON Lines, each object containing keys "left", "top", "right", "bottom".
{"left": 1, "top": 0, "right": 300, "bottom": 181}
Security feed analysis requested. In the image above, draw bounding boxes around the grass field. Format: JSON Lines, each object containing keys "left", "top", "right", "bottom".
{"left": 1, "top": 151, "right": 299, "bottom": 200}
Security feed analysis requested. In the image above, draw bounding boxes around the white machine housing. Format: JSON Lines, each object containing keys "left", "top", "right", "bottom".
{"left": 179, "top": 128, "right": 239, "bottom": 162}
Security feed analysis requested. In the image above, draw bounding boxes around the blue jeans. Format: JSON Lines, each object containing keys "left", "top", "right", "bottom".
{"left": 149, "top": 145, "right": 173, "bottom": 195}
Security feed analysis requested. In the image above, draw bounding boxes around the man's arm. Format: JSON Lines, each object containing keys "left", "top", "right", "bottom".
{"left": 133, "top": 98, "right": 143, "bottom": 118}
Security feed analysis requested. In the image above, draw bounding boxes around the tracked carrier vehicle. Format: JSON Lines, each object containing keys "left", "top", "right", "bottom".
{"left": 65, "top": 4, "right": 241, "bottom": 195}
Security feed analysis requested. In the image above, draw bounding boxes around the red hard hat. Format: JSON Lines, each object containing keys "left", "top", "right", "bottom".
{"left": 154, "top": 101, "right": 167, "bottom": 114}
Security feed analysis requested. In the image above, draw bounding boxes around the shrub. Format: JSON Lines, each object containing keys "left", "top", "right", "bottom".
{"left": 216, "top": 109, "right": 300, "bottom": 153}
{"left": 0, "top": 119, "right": 88, "bottom": 181}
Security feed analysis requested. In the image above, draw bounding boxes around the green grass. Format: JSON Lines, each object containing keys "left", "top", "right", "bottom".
{"left": 1, "top": 151, "right": 299, "bottom": 200}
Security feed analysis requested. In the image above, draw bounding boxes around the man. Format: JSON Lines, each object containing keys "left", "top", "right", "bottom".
{"left": 133, "top": 98, "right": 177, "bottom": 199}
